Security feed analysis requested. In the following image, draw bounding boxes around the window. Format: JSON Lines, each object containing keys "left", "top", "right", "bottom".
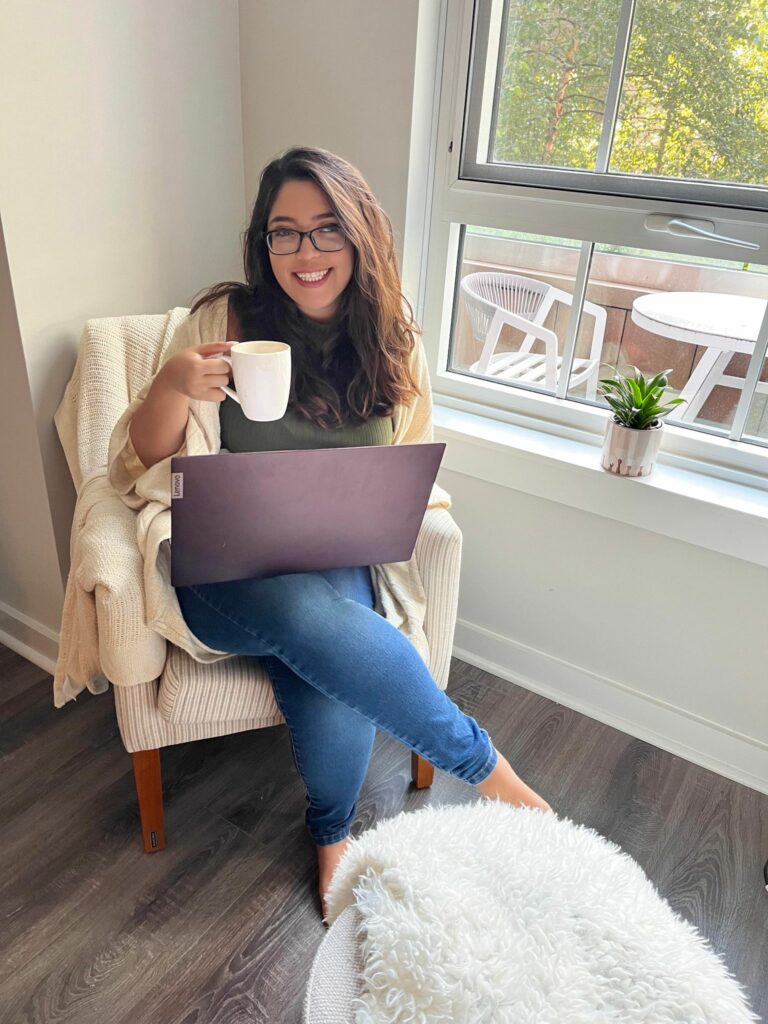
{"left": 420, "top": 0, "right": 768, "bottom": 477}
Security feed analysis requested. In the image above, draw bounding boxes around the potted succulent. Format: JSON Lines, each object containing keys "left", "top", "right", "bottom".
{"left": 598, "top": 367, "right": 685, "bottom": 477}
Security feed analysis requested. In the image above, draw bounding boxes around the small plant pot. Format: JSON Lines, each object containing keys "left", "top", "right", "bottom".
{"left": 601, "top": 419, "right": 663, "bottom": 477}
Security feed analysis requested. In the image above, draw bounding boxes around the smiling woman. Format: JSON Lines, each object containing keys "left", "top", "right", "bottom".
{"left": 190, "top": 146, "right": 422, "bottom": 429}
{"left": 265, "top": 179, "right": 355, "bottom": 321}
{"left": 110, "top": 145, "right": 551, "bottom": 925}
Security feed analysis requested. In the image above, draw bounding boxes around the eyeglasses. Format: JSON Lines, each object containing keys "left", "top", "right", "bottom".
{"left": 264, "top": 224, "right": 347, "bottom": 255}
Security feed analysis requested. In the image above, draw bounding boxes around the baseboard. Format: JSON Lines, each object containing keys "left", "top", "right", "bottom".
{"left": 454, "top": 618, "right": 768, "bottom": 796}
{"left": 0, "top": 599, "right": 58, "bottom": 676}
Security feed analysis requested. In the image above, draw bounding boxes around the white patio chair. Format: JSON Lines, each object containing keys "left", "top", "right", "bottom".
{"left": 461, "top": 272, "right": 606, "bottom": 399}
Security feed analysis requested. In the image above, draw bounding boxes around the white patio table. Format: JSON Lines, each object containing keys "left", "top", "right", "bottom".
{"left": 631, "top": 291, "right": 768, "bottom": 421}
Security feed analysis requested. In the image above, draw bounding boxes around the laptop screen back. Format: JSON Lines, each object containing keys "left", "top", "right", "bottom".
{"left": 170, "top": 442, "right": 445, "bottom": 587}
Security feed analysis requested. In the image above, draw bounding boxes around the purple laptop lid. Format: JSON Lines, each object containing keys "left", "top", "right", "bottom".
{"left": 170, "top": 442, "right": 445, "bottom": 587}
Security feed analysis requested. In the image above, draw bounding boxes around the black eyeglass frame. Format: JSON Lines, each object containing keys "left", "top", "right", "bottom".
{"left": 263, "top": 226, "right": 347, "bottom": 255}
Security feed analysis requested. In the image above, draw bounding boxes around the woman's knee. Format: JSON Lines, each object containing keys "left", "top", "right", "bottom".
{"left": 255, "top": 572, "right": 346, "bottom": 640}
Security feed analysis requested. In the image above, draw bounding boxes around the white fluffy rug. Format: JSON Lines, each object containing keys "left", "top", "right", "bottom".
{"left": 323, "top": 802, "right": 758, "bottom": 1024}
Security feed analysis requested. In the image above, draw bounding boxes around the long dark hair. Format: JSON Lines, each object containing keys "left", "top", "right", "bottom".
{"left": 191, "top": 146, "right": 421, "bottom": 428}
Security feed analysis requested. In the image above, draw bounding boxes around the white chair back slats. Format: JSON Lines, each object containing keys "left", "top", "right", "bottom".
{"left": 459, "top": 271, "right": 605, "bottom": 399}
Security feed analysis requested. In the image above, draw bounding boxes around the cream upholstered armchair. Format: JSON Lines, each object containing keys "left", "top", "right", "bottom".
{"left": 54, "top": 310, "right": 463, "bottom": 853}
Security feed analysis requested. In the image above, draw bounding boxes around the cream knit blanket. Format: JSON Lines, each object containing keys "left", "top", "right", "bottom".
{"left": 53, "top": 297, "right": 450, "bottom": 706}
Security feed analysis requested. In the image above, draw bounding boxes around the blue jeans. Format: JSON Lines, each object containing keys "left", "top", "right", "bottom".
{"left": 175, "top": 566, "right": 497, "bottom": 845}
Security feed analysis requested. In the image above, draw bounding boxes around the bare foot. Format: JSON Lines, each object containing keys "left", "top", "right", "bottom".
{"left": 317, "top": 836, "right": 351, "bottom": 924}
{"left": 475, "top": 748, "right": 552, "bottom": 813}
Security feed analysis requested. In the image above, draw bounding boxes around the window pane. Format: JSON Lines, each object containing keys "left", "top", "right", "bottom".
{"left": 567, "top": 244, "right": 768, "bottom": 437}
{"left": 483, "top": 0, "right": 768, "bottom": 189}
{"left": 611, "top": 0, "right": 768, "bottom": 186}
{"left": 450, "top": 229, "right": 582, "bottom": 396}
{"left": 490, "top": 0, "right": 621, "bottom": 170}
{"left": 450, "top": 228, "right": 768, "bottom": 444}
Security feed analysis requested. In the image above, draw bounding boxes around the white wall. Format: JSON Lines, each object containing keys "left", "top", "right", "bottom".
{"left": 238, "top": 0, "right": 420, "bottom": 259}
{"left": 441, "top": 463, "right": 768, "bottom": 790}
{"left": 0, "top": 0, "right": 246, "bottom": 656}
{"left": 0, "top": 215, "right": 63, "bottom": 665}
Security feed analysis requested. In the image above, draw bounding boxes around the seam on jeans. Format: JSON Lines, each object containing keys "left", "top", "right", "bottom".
{"left": 266, "top": 669, "right": 313, "bottom": 796}
{"left": 262, "top": 658, "right": 365, "bottom": 840}
{"left": 275, "top": 692, "right": 357, "bottom": 843}
{"left": 269, "top": 677, "right": 356, "bottom": 842}
{"left": 467, "top": 743, "right": 498, "bottom": 785}
{"left": 314, "top": 828, "right": 352, "bottom": 846}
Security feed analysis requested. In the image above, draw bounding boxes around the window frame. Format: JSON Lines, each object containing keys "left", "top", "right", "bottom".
{"left": 416, "top": 0, "right": 768, "bottom": 489}
{"left": 462, "top": 0, "right": 768, "bottom": 212}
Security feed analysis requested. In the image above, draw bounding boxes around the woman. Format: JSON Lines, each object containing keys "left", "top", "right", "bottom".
{"left": 115, "top": 147, "right": 550, "bottom": 921}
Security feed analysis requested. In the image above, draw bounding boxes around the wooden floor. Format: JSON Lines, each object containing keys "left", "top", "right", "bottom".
{"left": 1, "top": 643, "right": 766, "bottom": 1023}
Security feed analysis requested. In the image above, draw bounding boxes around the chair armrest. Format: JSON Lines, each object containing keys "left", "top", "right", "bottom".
{"left": 547, "top": 286, "right": 607, "bottom": 352}
{"left": 414, "top": 508, "right": 462, "bottom": 690}
{"left": 76, "top": 493, "right": 167, "bottom": 685}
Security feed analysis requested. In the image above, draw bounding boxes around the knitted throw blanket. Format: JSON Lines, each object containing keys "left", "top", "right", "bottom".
{"left": 53, "top": 309, "right": 188, "bottom": 705}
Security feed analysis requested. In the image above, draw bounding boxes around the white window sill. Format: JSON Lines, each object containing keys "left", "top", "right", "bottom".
{"left": 434, "top": 403, "right": 768, "bottom": 569}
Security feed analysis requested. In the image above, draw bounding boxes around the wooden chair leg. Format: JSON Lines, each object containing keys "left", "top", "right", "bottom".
{"left": 131, "top": 749, "right": 165, "bottom": 853}
{"left": 411, "top": 752, "right": 435, "bottom": 789}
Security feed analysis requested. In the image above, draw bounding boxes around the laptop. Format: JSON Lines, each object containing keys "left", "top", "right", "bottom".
{"left": 170, "top": 442, "right": 445, "bottom": 587}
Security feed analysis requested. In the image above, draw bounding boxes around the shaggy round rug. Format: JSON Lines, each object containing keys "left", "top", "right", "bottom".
{"left": 304, "top": 802, "right": 757, "bottom": 1024}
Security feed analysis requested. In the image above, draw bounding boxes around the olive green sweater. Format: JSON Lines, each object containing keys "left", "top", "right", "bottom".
{"left": 220, "top": 316, "right": 393, "bottom": 451}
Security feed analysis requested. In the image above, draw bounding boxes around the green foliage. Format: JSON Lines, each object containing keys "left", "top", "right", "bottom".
{"left": 598, "top": 367, "right": 686, "bottom": 429}
{"left": 493, "top": 0, "right": 768, "bottom": 186}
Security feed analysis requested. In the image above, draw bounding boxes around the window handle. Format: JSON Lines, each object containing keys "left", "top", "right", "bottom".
{"left": 644, "top": 214, "right": 760, "bottom": 251}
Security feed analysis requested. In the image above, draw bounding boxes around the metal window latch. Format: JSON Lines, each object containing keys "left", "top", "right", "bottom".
{"left": 645, "top": 214, "right": 760, "bottom": 251}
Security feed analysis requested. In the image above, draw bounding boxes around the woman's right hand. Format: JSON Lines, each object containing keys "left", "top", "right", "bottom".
{"left": 155, "top": 341, "right": 236, "bottom": 402}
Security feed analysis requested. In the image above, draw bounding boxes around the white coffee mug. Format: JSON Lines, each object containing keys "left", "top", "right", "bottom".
{"left": 220, "top": 341, "right": 291, "bottom": 421}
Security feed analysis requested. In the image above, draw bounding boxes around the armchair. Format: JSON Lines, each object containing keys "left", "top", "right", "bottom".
{"left": 54, "top": 310, "right": 463, "bottom": 853}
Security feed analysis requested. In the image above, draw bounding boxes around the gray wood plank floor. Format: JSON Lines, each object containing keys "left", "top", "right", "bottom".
{"left": 1, "top": 644, "right": 766, "bottom": 1023}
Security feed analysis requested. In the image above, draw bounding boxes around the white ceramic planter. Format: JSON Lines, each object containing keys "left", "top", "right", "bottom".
{"left": 601, "top": 419, "right": 664, "bottom": 477}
